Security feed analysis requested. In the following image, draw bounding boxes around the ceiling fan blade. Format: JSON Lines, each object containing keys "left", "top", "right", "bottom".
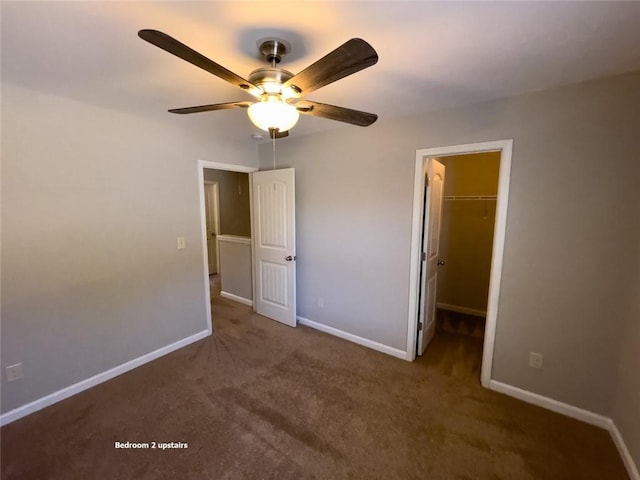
{"left": 168, "top": 101, "right": 253, "bottom": 114}
{"left": 295, "top": 101, "right": 377, "bottom": 126}
{"left": 284, "top": 38, "right": 378, "bottom": 97}
{"left": 138, "top": 29, "right": 262, "bottom": 98}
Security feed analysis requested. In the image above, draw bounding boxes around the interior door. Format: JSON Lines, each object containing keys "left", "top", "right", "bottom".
{"left": 417, "top": 158, "right": 446, "bottom": 355}
{"left": 204, "top": 182, "right": 220, "bottom": 274}
{"left": 252, "top": 168, "right": 296, "bottom": 327}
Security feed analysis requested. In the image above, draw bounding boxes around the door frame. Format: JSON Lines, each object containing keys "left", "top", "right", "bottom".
{"left": 198, "top": 160, "right": 258, "bottom": 335}
{"left": 406, "top": 140, "right": 513, "bottom": 388}
{"left": 204, "top": 181, "right": 220, "bottom": 274}
{"left": 416, "top": 158, "right": 446, "bottom": 356}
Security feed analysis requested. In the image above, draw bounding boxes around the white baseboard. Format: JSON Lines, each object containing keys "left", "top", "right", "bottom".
{"left": 489, "top": 380, "right": 611, "bottom": 428}
{"left": 437, "top": 303, "right": 486, "bottom": 317}
{"left": 489, "top": 380, "right": 638, "bottom": 480}
{"left": 297, "top": 316, "right": 408, "bottom": 360}
{"left": 610, "top": 422, "right": 640, "bottom": 480}
{"left": 0, "top": 329, "right": 210, "bottom": 427}
{"left": 220, "top": 291, "right": 254, "bottom": 307}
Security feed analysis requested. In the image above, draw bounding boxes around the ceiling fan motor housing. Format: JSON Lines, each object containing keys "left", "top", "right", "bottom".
{"left": 259, "top": 39, "right": 290, "bottom": 64}
{"left": 248, "top": 67, "right": 295, "bottom": 96}
{"left": 249, "top": 67, "right": 293, "bottom": 86}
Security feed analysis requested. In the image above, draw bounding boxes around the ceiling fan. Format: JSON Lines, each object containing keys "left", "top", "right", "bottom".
{"left": 138, "top": 30, "right": 379, "bottom": 139}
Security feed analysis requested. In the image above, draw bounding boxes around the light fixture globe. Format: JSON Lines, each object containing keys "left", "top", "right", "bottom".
{"left": 247, "top": 95, "right": 299, "bottom": 133}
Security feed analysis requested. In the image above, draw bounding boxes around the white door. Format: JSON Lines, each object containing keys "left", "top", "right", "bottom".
{"left": 417, "top": 158, "right": 445, "bottom": 355}
{"left": 252, "top": 168, "right": 296, "bottom": 327}
{"left": 204, "top": 183, "right": 220, "bottom": 274}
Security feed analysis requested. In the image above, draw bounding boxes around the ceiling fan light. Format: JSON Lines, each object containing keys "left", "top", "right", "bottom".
{"left": 248, "top": 96, "right": 299, "bottom": 133}
{"left": 261, "top": 81, "right": 282, "bottom": 95}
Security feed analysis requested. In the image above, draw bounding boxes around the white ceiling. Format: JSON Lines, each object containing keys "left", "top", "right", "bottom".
{"left": 2, "top": 1, "right": 640, "bottom": 143}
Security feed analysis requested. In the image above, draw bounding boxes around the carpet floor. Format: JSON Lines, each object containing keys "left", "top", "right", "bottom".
{"left": 0, "top": 283, "right": 628, "bottom": 479}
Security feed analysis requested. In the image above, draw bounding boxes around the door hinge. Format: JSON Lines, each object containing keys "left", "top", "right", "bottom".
{"left": 425, "top": 175, "right": 429, "bottom": 187}
{"left": 421, "top": 252, "right": 426, "bottom": 261}
{"left": 418, "top": 321, "right": 423, "bottom": 331}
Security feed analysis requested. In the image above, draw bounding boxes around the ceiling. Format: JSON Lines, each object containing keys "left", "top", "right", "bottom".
{"left": 2, "top": 1, "right": 640, "bottom": 143}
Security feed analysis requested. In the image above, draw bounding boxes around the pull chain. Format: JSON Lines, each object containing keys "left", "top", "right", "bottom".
{"left": 272, "top": 132, "right": 276, "bottom": 170}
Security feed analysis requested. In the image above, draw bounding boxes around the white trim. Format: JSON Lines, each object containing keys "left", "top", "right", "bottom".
{"left": 436, "top": 303, "right": 486, "bottom": 317}
{"left": 444, "top": 194, "right": 497, "bottom": 201}
{"left": 220, "top": 291, "right": 254, "bottom": 307}
{"left": 217, "top": 234, "right": 252, "bottom": 244}
{"left": 199, "top": 160, "right": 257, "bottom": 173}
{"left": 490, "top": 380, "right": 639, "bottom": 480}
{"left": 0, "top": 330, "right": 209, "bottom": 426}
{"left": 610, "top": 422, "right": 640, "bottom": 480}
{"left": 204, "top": 181, "right": 221, "bottom": 275}
{"left": 297, "top": 316, "right": 407, "bottom": 360}
{"left": 198, "top": 160, "right": 259, "bottom": 328}
{"left": 481, "top": 141, "right": 512, "bottom": 387}
{"left": 249, "top": 173, "right": 256, "bottom": 312}
{"left": 406, "top": 155, "right": 427, "bottom": 360}
{"left": 203, "top": 181, "right": 221, "bottom": 236}
{"left": 489, "top": 380, "right": 611, "bottom": 428}
{"left": 407, "top": 140, "right": 513, "bottom": 390}
{"left": 198, "top": 164, "right": 213, "bottom": 335}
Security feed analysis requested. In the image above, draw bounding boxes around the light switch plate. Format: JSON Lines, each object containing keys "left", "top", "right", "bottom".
{"left": 529, "top": 352, "right": 543, "bottom": 369}
{"left": 6, "top": 363, "right": 24, "bottom": 382}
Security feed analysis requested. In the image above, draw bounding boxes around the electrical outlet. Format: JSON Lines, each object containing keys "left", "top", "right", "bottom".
{"left": 177, "top": 237, "right": 186, "bottom": 250}
{"left": 529, "top": 352, "right": 543, "bottom": 369}
{"left": 317, "top": 297, "right": 325, "bottom": 308}
{"left": 6, "top": 363, "right": 24, "bottom": 382}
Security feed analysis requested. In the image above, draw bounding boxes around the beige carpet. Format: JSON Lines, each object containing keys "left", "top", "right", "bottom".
{"left": 436, "top": 308, "right": 486, "bottom": 339}
{"left": 0, "top": 286, "right": 628, "bottom": 479}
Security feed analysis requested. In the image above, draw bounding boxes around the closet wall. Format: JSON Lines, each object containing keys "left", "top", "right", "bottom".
{"left": 203, "top": 169, "right": 250, "bottom": 236}
{"left": 436, "top": 152, "right": 500, "bottom": 314}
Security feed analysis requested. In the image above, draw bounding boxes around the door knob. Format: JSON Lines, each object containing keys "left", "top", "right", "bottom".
{"left": 285, "top": 255, "right": 296, "bottom": 261}
{"left": 437, "top": 260, "right": 446, "bottom": 266}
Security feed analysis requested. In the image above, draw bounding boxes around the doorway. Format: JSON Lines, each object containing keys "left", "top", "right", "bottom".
{"left": 407, "top": 140, "right": 513, "bottom": 388}
{"left": 425, "top": 152, "right": 501, "bottom": 380}
{"left": 203, "top": 167, "right": 252, "bottom": 307}
{"left": 197, "top": 160, "right": 298, "bottom": 333}
{"left": 198, "top": 161, "right": 257, "bottom": 334}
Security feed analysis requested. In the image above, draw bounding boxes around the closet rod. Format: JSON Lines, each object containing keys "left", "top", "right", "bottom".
{"left": 443, "top": 195, "right": 497, "bottom": 201}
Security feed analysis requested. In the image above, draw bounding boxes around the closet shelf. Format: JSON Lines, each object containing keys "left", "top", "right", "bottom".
{"left": 443, "top": 195, "right": 497, "bottom": 201}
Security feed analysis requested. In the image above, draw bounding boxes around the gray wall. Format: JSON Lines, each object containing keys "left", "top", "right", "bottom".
{"left": 218, "top": 238, "right": 253, "bottom": 302}
{"left": 258, "top": 71, "right": 640, "bottom": 419}
{"left": 0, "top": 82, "right": 257, "bottom": 413}
{"left": 2, "top": 69, "right": 638, "bottom": 469}
{"left": 611, "top": 180, "right": 640, "bottom": 467}
{"left": 439, "top": 153, "right": 501, "bottom": 198}
{"left": 203, "top": 169, "right": 251, "bottom": 237}
{"left": 437, "top": 153, "right": 500, "bottom": 312}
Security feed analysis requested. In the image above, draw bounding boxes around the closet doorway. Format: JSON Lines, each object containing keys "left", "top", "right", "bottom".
{"left": 407, "top": 140, "right": 513, "bottom": 387}
{"left": 430, "top": 153, "right": 500, "bottom": 381}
